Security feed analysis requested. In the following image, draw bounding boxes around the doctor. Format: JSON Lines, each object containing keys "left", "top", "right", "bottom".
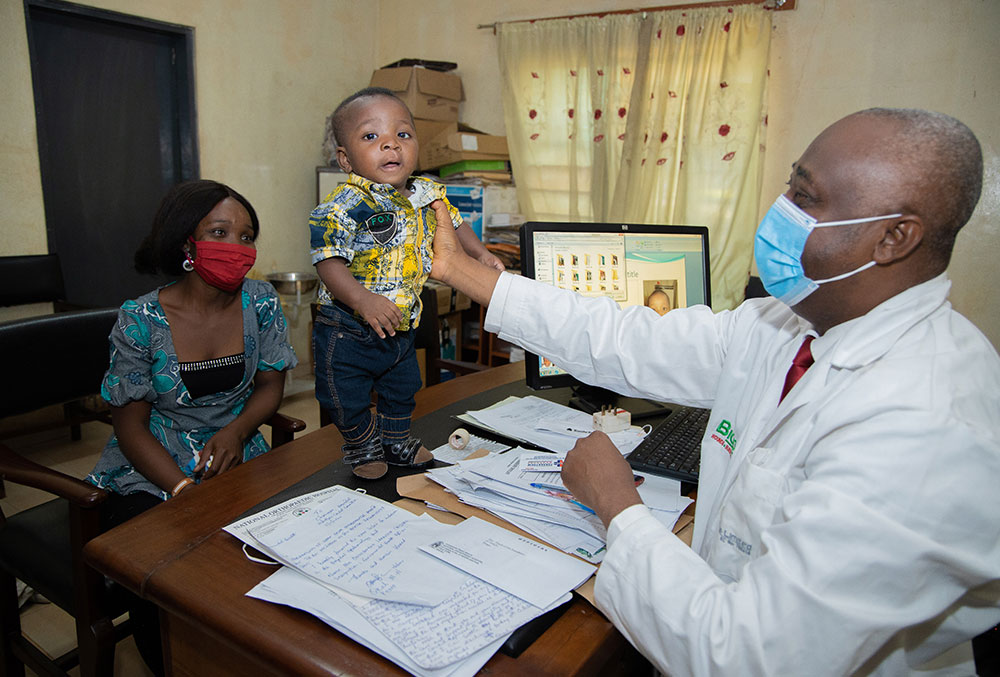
{"left": 429, "top": 108, "right": 1000, "bottom": 676}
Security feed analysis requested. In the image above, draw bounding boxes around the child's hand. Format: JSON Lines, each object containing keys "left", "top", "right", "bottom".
{"left": 478, "top": 251, "right": 506, "bottom": 272}
{"left": 356, "top": 291, "right": 403, "bottom": 338}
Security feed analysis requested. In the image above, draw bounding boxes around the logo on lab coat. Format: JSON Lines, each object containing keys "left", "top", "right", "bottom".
{"left": 711, "top": 419, "right": 738, "bottom": 455}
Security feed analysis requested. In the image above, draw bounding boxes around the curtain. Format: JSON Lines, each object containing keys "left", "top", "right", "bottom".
{"left": 497, "top": 6, "right": 771, "bottom": 310}
{"left": 498, "top": 15, "right": 643, "bottom": 222}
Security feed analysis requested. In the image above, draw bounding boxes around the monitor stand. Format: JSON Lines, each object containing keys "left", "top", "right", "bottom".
{"left": 568, "top": 385, "right": 618, "bottom": 414}
{"left": 569, "top": 384, "right": 672, "bottom": 421}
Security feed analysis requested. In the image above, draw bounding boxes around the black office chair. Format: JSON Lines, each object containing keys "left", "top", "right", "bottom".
{"left": 0, "top": 308, "right": 124, "bottom": 677}
{"left": 0, "top": 309, "right": 305, "bottom": 676}
{"left": 0, "top": 253, "right": 78, "bottom": 311}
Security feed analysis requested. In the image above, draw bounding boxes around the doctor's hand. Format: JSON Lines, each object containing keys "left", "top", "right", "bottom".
{"left": 562, "top": 432, "right": 643, "bottom": 528}
{"left": 429, "top": 200, "right": 504, "bottom": 307}
{"left": 429, "top": 200, "right": 467, "bottom": 283}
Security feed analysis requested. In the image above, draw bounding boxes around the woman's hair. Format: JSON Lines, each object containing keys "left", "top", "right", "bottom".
{"left": 134, "top": 180, "right": 259, "bottom": 276}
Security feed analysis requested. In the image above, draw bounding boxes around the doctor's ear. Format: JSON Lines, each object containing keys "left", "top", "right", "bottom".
{"left": 873, "top": 217, "right": 923, "bottom": 264}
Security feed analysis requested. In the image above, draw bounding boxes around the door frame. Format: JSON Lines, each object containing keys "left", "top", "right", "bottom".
{"left": 23, "top": 0, "right": 200, "bottom": 249}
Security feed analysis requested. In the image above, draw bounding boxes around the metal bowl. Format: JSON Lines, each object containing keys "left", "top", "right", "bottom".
{"left": 266, "top": 271, "right": 319, "bottom": 296}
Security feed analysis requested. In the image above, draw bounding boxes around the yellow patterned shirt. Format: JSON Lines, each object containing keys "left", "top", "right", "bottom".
{"left": 309, "top": 173, "right": 462, "bottom": 331}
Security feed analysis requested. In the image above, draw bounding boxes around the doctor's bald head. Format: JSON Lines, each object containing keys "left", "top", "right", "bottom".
{"left": 848, "top": 108, "right": 982, "bottom": 266}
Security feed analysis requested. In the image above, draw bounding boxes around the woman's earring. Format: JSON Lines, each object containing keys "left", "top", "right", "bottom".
{"left": 182, "top": 252, "right": 195, "bottom": 272}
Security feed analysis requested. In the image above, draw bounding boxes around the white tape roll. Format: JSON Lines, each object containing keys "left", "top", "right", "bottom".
{"left": 449, "top": 428, "right": 471, "bottom": 450}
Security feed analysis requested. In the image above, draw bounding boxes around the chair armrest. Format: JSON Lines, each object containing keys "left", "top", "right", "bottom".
{"left": 436, "top": 359, "right": 490, "bottom": 377}
{"left": 267, "top": 412, "right": 307, "bottom": 434}
{"left": 0, "top": 441, "right": 107, "bottom": 509}
{"left": 266, "top": 412, "right": 307, "bottom": 449}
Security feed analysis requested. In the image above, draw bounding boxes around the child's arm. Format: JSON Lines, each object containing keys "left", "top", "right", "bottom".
{"left": 315, "top": 257, "right": 403, "bottom": 338}
{"left": 455, "top": 221, "right": 506, "bottom": 272}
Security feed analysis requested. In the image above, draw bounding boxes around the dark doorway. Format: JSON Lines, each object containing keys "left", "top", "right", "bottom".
{"left": 25, "top": 0, "right": 198, "bottom": 308}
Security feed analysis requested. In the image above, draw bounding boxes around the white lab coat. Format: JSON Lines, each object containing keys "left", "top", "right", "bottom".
{"left": 485, "top": 272, "right": 1000, "bottom": 676}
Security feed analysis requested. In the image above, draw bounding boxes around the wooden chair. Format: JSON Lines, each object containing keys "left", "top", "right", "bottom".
{"left": 0, "top": 309, "right": 304, "bottom": 677}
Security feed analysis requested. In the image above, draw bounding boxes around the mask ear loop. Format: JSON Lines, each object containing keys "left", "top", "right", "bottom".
{"left": 242, "top": 543, "right": 280, "bottom": 566}
{"left": 640, "top": 424, "right": 653, "bottom": 436}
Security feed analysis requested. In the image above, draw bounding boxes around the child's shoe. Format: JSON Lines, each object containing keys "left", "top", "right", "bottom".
{"left": 383, "top": 437, "right": 434, "bottom": 468}
{"left": 342, "top": 437, "right": 387, "bottom": 479}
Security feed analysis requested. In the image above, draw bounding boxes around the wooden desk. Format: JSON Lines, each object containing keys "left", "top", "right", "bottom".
{"left": 85, "top": 363, "right": 642, "bottom": 676}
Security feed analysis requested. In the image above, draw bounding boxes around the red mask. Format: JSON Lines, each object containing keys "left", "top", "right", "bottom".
{"left": 185, "top": 238, "right": 257, "bottom": 292}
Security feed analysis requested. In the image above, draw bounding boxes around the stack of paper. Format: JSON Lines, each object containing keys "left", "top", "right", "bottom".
{"left": 458, "top": 395, "right": 650, "bottom": 455}
{"left": 225, "top": 486, "right": 595, "bottom": 676}
{"left": 424, "top": 447, "right": 693, "bottom": 564}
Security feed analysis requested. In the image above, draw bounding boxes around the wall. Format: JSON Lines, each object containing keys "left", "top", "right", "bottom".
{"left": 375, "top": 0, "right": 1000, "bottom": 349}
{"left": 3, "top": 0, "right": 998, "bottom": 348}
{"left": 1, "top": 0, "right": 373, "bottom": 279}
{"left": 765, "top": 0, "right": 1000, "bottom": 348}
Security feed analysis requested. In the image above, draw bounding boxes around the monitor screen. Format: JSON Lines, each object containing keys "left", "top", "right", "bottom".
{"left": 519, "top": 221, "right": 711, "bottom": 399}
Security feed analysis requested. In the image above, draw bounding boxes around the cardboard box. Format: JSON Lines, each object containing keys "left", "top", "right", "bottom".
{"left": 423, "top": 280, "right": 470, "bottom": 315}
{"left": 420, "top": 123, "right": 509, "bottom": 170}
{"left": 370, "top": 66, "right": 463, "bottom": 121}
{"left": 413, "top": 119, "right": 452, "bottom": 156}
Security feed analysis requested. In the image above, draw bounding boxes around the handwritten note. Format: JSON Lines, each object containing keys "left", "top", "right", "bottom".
{"left": 348, "top": 577, "right": 570, "bottom": 669}
{"left": 249, "top": 566, "right": 506, "bottom": 677}
{"left": 248, "top": 489, "right": 466, "bottom": 606}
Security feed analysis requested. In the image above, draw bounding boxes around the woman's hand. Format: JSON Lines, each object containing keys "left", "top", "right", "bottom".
{"left": 195, "top": 427, "right": 244, "bottom": 480}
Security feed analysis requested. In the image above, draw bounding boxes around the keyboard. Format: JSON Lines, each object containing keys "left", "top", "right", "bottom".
{"left": 626, "top": 405, "right": 710, "bottom": 484}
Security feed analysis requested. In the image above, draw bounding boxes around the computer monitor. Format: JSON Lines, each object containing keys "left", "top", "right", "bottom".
{"left": 519, "top": 221, "right": 712, "bottom": 412}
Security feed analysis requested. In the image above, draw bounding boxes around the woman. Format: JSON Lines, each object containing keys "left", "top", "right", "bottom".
{"left": 86, "top": 180, "right": 296, "bottom": 674}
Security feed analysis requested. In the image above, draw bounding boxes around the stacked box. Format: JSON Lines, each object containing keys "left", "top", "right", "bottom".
{"left": 369, "top": 66, "right": 463, "bottom": 121}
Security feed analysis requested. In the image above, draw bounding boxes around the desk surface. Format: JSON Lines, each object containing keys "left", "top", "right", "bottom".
{"left": 85, "top": 363, "right": 641, "bottom": 676}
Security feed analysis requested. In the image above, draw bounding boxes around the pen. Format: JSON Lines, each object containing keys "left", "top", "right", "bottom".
{"left": 529, "top": 482, "right": 596, "bottom": 514}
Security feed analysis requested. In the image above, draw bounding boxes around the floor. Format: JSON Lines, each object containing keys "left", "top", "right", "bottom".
{"left": 2, "top": 374, "right": 322, "bottom": 676}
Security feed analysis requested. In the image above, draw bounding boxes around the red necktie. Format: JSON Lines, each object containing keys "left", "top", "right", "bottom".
{"left": 780, "top": 336, "right": 815, "bottom": 403}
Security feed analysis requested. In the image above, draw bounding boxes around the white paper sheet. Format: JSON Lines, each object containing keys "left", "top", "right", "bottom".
{"left": 246, "top": 488, "right": 467, "bottom": 606}
{"left": 429, "top": 434, "right": 512, "bottom": 465}
{"left": 464, "top": 396, "right": 648, "bottom": 454}
{"left": 419, "top": 516, "right": 595, "bottom": 608}
{"left": 248, "top": 566, "right": 505, "bottom": 677}
{"left": 223, "top": 485, "right": 344, "bottom": 542}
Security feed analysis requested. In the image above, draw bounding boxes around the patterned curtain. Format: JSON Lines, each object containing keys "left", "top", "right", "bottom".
{"left": 498, "top": 6, "right": 771, "bottom": 310}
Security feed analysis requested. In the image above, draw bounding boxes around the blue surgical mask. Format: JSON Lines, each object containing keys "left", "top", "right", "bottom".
{"left": 754, "top": 194, "right": 901, "bottom": 306}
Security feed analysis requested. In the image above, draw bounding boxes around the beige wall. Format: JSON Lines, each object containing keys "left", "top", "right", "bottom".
{"left": 765, "top": 0, "right": 1000, "bottom": 349}
{"left": 1, "top": 0, "right": 373, "bottom": 278}
{"left": 3, "top": 0, "right": 998, "bottom": 348}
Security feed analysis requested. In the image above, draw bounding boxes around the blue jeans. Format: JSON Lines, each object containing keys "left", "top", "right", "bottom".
{"left": 313, "top": 303, "right": 422, "bottom": 447}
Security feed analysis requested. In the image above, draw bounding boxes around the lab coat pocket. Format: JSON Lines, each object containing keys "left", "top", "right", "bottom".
{"left": 704, "top": 447, "right": 787, "bottom": 582}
